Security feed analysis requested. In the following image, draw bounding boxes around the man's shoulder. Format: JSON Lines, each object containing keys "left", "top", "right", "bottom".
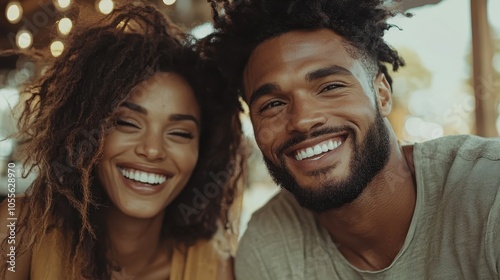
{"left": 414, "top": 135, "right": 500, "bottom": 217}
{"left": 250, "top": 190, "right": 311, "bottom": 226}
{"left": 252, "top": 189, "right": 300, "bottom": 215}
{"left": 236, "top": 190, "right": 323, "bottom": 279}
{"left": 240, "top": 189, "right": 316, "bottom": 244}
{"left": 416, "top": 134, "right": 500, "bottom": 162}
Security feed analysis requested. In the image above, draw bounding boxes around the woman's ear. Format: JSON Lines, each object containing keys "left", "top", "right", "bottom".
{"left": 374, "top": 73, "right": 392, "bottom": 117}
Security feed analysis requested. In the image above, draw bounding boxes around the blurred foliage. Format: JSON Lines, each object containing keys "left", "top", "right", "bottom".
{"left": 463, "top": 28, "right": 500, "bottom": 135}
{"left": 387, "top": 47, "right": 432, "bottom": 139}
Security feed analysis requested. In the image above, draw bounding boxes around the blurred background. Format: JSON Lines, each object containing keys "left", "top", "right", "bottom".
{"left": 0, "top": 0, "right": 499, "bottom": 237}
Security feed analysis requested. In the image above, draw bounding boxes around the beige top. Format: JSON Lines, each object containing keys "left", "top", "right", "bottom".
{"left": 29, "top": 228, "right": 232, "bottom": 280}
{"left": 235, "top": 135, "right": 500, "bottom": 279}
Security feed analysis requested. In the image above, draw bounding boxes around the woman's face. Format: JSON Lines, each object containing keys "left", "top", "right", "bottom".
{"left": 97, "top": 72, "right": 200, "bottom": 219}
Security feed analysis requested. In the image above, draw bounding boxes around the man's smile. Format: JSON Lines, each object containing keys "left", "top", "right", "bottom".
{"left": 293, "top": 138, "right": 343, "bottom": 161}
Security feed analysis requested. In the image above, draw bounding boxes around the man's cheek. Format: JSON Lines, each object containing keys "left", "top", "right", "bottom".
{"left": 255, "top": 126, "right": 277, "bottom": 151}
{"left": 253, "top": 113, "right": 289, "bottom": 148}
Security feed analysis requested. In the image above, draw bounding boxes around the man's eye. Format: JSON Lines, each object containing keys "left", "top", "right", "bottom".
{"left": 116, "top": 120, "right": 139, "bottom": 128}
{"left": 260, "top": 100, "right": 284, "bottom": 112}
{"left": 320, "top": 83, "right": 343, "bottom": 93}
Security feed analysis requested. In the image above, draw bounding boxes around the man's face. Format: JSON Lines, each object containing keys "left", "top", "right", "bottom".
{"left": 243, "top": 29, "right": 393, "bottom": 211}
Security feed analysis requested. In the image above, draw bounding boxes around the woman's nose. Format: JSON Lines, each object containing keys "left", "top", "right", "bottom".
{"left": 134, "top": 131, "right": 166, "bottom": 161}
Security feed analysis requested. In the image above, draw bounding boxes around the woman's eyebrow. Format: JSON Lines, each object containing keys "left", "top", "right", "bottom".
{"left": 169, "top": 114, "right": 200, "bottom": 127}
{"left": 120, "top": 101, "right": 147, "bottom": 115}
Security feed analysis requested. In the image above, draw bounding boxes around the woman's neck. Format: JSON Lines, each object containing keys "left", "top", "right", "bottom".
{"left": 104, "top": 206, "right": 167, "bottom": 275}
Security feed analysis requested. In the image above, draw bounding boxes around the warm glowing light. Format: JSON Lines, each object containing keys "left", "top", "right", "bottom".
{"left": 56, "top": 0, "right": 71, "bottom": 9}
{"left": 190, "top": 22, "right": 215, "bottom": 39}
{"left": 493, "top": 53, "right": 500, "bottom": 73}
{"left": 50, "top": 40, "right": 64, "bottom": 57}
{"left": 58, "top": 17, "right": 73, "bottom": 35}
{"left": 163, "top": 0, "right": 176, "bottom": 5}
{"left": 6, "top": 2, "right": 22, "bottom": 24}
{"left": 98, "top": 0, "right": 114, "bottom": 14}
{"left": 404, "top": 116, "right": 443, "bottom": 141}
{"left": 16, "top": 30, "right": 32, "bottom": 49}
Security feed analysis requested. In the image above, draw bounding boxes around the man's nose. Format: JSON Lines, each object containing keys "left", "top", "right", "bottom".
{"left": 285, "top": 98, "right": 327, "bottom": 134}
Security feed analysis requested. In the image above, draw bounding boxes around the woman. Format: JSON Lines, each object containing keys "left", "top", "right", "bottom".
{"left": 0, "top": 3, "right": 243, "bottom": 279}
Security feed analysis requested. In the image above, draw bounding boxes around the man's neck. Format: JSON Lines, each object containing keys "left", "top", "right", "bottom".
{"left": 315, "top": 143, "right": 417, "bottom": 271}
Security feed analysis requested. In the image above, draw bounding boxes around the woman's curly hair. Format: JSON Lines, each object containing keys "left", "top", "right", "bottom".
{"left": 203, "top": 0, "right": 410, "bottom": 96}
{"left": 1, "top": 2, "right": 243, "bottom": 279}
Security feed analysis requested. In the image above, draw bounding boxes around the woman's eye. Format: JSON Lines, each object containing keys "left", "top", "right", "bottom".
{"left": 171, "top": 131, "right": 194, "bottom": 139}
{"left": 260, "top": 100, "right": 284, "bottom": 112}
{"left": 116, "top": 120, "right": 139, "bottom": 128}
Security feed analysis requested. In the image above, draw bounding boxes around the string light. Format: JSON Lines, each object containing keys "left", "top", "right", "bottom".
{"left": 190, "top": 22, "right": 215, "bottom": 39}
{"left": 163, "top": 0, "right": 176, "bottom": 5}
{"left": 16, "top": 30, "right": 32, "bottom": 49}
{"left": 97, "top": 0, "right": 114, "bottom": 14}
{"left": 50, "top": 40, "right": 64, "bottom": 57}
{"left": 58, "top": 17, "right": 73, "bottom": 35}
{"left": 6, "top": 1, "right": 23, "bottom": 24}
{"left": 55, "top": 0, "right": 71, "bottom": 10}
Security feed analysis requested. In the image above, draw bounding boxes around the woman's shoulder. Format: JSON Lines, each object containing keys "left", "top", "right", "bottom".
{"left": 0, "top": 195, "right": 36, "bottom": 244}
{"left": 170, "top": 236, "right": 235, "bottom": 280}
{"left": 134, "top": 236, "right": 234, "bottom": 280}
{"left": 0, "top": 195, "right": 32, "bottom": 279}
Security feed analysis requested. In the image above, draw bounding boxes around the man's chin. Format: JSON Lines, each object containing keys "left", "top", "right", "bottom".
{"left": 264, "top": 154, "right": 362, "bottom": 211}
{"left": 282, "top": 178, "right": 367, "bottom": 212}
{"left": 287, "top": 191, "right": 346, "bottom": 212}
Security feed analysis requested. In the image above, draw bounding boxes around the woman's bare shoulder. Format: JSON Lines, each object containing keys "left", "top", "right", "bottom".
{"left": 0, "top": 195, "right": 32, "bottom": 280}
{"left": 0, "top": 194, "right": 28, "bottom": 238}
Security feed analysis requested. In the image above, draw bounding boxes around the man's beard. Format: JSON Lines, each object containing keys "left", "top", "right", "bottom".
{"left": 263, "top": 110, "right": 391, "bottom": 212}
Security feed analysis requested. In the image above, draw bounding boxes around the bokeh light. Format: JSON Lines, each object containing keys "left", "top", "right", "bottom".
{"left": 50, "top": 40, "right": 65, "bottom": 57}
{"left": 97, "top": 0, "right": 114, "bottom": 14}
{"left": 163, "top": 0, "right": 176, "bottom": 5}
{"left": 16, "top": 30, "right": 32, "bottom": 49}
{"left": 57, "top": 17, "right": 73, "bottom": 35}
{"left": 6, "top": 2, "right": 22, "bottom": 24}
{"left": 55, "top": 0, "right": 71, "bottom": 10}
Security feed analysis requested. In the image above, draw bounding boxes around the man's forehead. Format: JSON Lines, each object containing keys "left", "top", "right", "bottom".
{"left": 250, "top": 29, "right": 346, "bottom": 62}
{"left": 243, "top": 29, "right": 353, "bottom": 89}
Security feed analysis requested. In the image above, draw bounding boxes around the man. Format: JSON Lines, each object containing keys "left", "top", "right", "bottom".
{"left": 205, "top": 0, "right": 500, "bottom": 279}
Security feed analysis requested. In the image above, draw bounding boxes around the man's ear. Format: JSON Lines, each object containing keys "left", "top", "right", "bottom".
{"left": 374, "top": 72, "right": 392, "bottom": 117}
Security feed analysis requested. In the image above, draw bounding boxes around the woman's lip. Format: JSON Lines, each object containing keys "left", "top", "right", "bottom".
{"left": 117, "top": 163, "right": 173, "bottom": 177}
{"left": 119, "top": 168, "right": 168, "bottom": 195}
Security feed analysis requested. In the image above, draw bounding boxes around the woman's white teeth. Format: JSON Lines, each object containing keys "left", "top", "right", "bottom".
{"left": 119, "top": 168, "right": 167, "bottom": 185}
{"left": 294, "top": 139, "right": 342, "bottom": 161}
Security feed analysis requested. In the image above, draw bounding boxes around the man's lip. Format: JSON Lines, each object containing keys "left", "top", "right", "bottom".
{"left": 117, "top": 163, "right": 173, "bottom": 177}
{"left": 283, "top": 133, "right": 348, "bottom": 157}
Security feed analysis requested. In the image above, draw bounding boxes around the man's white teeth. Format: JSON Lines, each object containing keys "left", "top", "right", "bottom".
{"left": 119, "top": 168, "right": 167, "bottom": 185}
{"left": 294, "top": 139, "right": 342, "bottom": 161}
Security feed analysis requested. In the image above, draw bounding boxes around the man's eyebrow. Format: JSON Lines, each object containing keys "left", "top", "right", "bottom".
{"left": 305, "top": 65, "right": 353, "bottom": 82}
{"left": 169, "top": 114, "right": 200, "bottom": 127}
{"left": 247, "top": 66, "right": 353, "bottom": 107}
{"left": 120, "top": 101, "right": 147, "bottom": 115}
{"left": 248, "top": 83, "right": 280, "bottom": 107}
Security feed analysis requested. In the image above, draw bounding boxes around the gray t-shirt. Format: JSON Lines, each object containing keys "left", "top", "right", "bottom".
{"left": 235, "top": 135, "right": 500, "bottom": 279}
